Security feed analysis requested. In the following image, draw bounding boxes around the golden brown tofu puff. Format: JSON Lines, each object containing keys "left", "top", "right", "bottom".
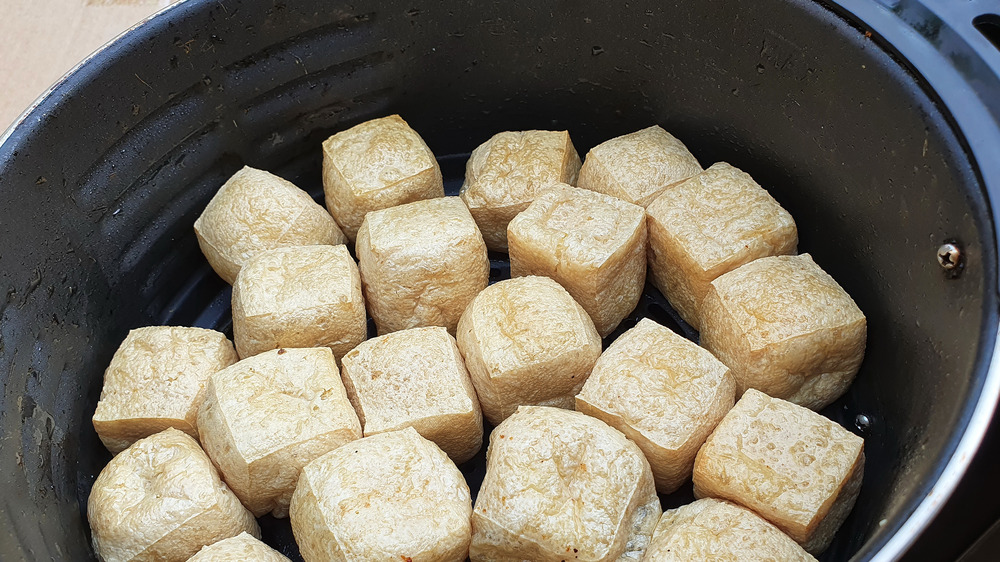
{"left": 460, "top": 130, "right": 581, "bottom": 251}
{"left": 645, "top": 162, "right": 797, "bottom": 330}
{"left": 194, "top": 166, "right": 345, "bottom": 284}
{"left": 290, "top": 427, "right": 472, "bottom": 562}
{"left": 457, "top": 275, "right": 602, "bottom": 425}
{"left": 197, "top": 347, "right": 362, "bottom": 518}
{"left": 507, "top": 185, "right": 647, "bottom": 337}
{"left": 470, "top": 406, "right": 661, "bottom": 562}
{"left": 92, "top": 326, "right": 238, "bottom": 454}
{"left": 576, "top": 318, "right": 736, "bottom": 493}
{"left": 88, "top": 428, "right": 259, "bottom": 562}
{"left": 231, "top": 244, "right": 366, "bottom": 361}
{"left": 692, "top": 389, "right": 865, "bottom": 555}
{"left": 340, "top": 326, "right": 483, "bottom": 464}
{"left": 644, "top": 499, "right": 816, "bottom": 562}
{"left": 322, "top": 114, "right": 444, "bottom": 241}
{"left": 356, "top": 196, "right": 489, "bottom": 335}
{"left": 699, "top": 253, "right": 867, "bottom": 411}
{"left": 187, "top": 532, "right": 290, "bottom": 562}
{"left": 577, "top": 125, "right": 702, "bottom": 207}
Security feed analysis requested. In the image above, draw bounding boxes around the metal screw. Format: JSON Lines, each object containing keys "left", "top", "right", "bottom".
{"left": 855, "top": 414, "right": 871, "bottom": 433}
{"left": 937, "top": 243, "right": 962, "bottom": 270}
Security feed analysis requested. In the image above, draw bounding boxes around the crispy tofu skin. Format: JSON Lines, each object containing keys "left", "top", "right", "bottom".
{"left": 92, "top": 326, "right": 238, "bottom": 454}
{"left": 457, "top": 275, "right": 601, "bottom": 425}
{"left": 699, "top": 253, "right": 867, "bottom": 410}
{"left": 187, "top": 532, "right": 290, "bottom": 561}
{"left": 644, "top": 499, "right": 816, "bottom": 561}
{"left": 356, "top": 196, "right": 489, "bottom": 335}
{"left": 194, "top": 166, "right": 345, "bottom": 284}
{"left": 88, "top": 429, "right": 259, "bottom": 562}
{"left": 692, "top": 390, "right": 865, "bottom": 555}
{"left": 460, "top": 130, "right": 581, "bottom": 251}
{"left": 340, "top": 326, "right": 483, "bottom": 464}
{"left": 290, "top": 427, "right": 472, "bottom": 562}
{"left": 470, "top": 406, "right": 661, "bottom": 562}
{"left": 322, "top": 114, "right": 444, "bottom": 241}
{"left": 645, "top": 162, "right": 797, "bottom": 330}
{"left": 231, "top": 244, "right": 366, "bottom": 361}
{"left": 577, "top": 125, "right": 702, "bottom": 207}
{"left": 196, "top": 347, "right": 362, "bottom": 518}
{"left": 507, "top": 185, "right": 647, "bottom": 336}
{"left": 576, "top": 318, "right": 735, "bottom": 493}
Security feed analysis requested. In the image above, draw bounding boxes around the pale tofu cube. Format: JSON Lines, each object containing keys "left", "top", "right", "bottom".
{"left": 457, "top": 275, "right": 601, "bottom": 425}
{"left": 187, "top": 532, "right": 290, "bottom": 561}
{"left": 700, "top": 253, "right": 867, "bottom": 410}
{"left": 646, "top": 162, "right": 797, "bottom": 330}
{"left": 692, "top": 389, "right": 865, "bottom": 555}
{"left": 644, "top": 499, "right": 816, "bottom": 562}
{"left": 195, "top": 166, "right": 345, "bottom": 284}
{"left": 88, "top": 428, "right": 259, "bottom": 562}
{"left": 340, "top": 326, "right": 482, "bottom": 464}
{"left": 471, "top": 406, "right": 661, "bottom": 562}
{"left": 507, "top": 185, "right": 647, "bottom": 336}
{"left": 196, "top": 347, "right": 361, "bottom": 518}
{"left": 356, "top": 197, "right": 489, "bottom": 335}
{"left": 92, "top": 326, "right": 238, "bottom": 454}
{"left": 290, "top": 427, "right": 472, "bottom": 562}
{"left": 322, "top": 114, "right": 444, "bottom": 240}
{"left": 576, "top": 318, "right": 735, "bottom": 493}
{"left": 231, "top": 244, "right": 366, "bottom": 361}
{"left": 577, "top": 125, "right": 702, "bottom": 207}
{"left": 460, "top": 130, "right": 581, "bottom": 251}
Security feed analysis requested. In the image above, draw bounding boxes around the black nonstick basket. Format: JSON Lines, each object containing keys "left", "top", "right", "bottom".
{"left": 1, "top": 0, "right": 999, "bottom": 559}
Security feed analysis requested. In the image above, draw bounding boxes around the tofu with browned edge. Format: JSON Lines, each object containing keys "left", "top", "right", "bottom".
{"left": 194, "top": 166, "right": 345, "bottom": 284}
{"left": 692, "top": 389, "right": 864, "bottom": 555}
{"left": 197, "top": 347, "right": 362, "bottom": 518}
{"left": 507, "top": 185, "right": 647, "bottom": 336}
{"left": 88, "top": 428, "right": 259, "bottom": 562}
{"left": 576, "top": 318, "right": 736, "bottom": 493}
{"left": 460, "top": 130, "right": 581, "bottom": 251}
{"left": 341, "top": 326, "right": 482, "bottom": 464}
{"left": 646, "top": 162, "right": 797, "bottom": 330}
{"left": 322, "top": 114, "right": 443, "bottom": 241}
{"left": 290, "top": 427, "right": 472, "bottom": 562}
{"left": 471, "top": 406, "right": 661, "bottom": 562}
{"left": 231, "top": 244, "right": 366, "bottom": 361}
{"left": 92, "top": 326, "right": 238, "bottom": 454}
{"left": 356, "top": 197, "right": 489, "bottom": 335}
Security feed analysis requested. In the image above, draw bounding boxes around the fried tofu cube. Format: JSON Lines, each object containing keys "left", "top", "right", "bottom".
{"left": 699, "top": 253, "right": 867, "bottom": 410}
{"left": 322, "top": 114, "right": 444, "bottom": 240}
{"left": 340, "top": 326, "right": 482, "bottom": 464}
{"left": 577, "top": 125, "right": 702, "bottom": 207}
{"left": 507, "top": 185, "right": 647, "bottom": 336}
{"left": 457, "top": 276, "right": 601, "bottom": 425}
{"left": 92, "top": 326, "right": 238, "bottom": 454}
{"left": 692, "top": 389, "right": 865, "bottom": 555}
{"left": 290, "top": 427, "right": 472, "bottom": 562}
{"left": 187, "top": 532, "right": 290, "bottom": 562}
{"left": 646, "top": 162, "right": 797, "bottom": 330}
{"left": 576, "top": 318, "right": 736, "bottom": 493}
{"left": 195, "top": 166, "right": 345, "bottom": 284}
{"left": 196, "top": 347, "right": 362, "bottom": 518}
{"left": 231, "top": 244, "right": 366, "bottom": 361}
{"left": 644, "top": 499, "right": 816, "bottom": 561}
{"left": 88, "top": 428, "right": 259, "bottom": 562}
{"left": 471, "top": 406, "right": 661, "bottom": 562}
{"left": 460, "top": 130, "right": 581, "bottom": 251}
{"left": 356, "top": 197, "right": 489, "bottom": 335}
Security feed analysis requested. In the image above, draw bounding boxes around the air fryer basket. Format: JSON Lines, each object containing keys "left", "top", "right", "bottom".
{"left": 1, "top": 0, "right": 999, "bottom": 560}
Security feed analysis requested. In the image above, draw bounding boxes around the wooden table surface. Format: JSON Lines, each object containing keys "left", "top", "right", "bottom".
{"left": 1, "top": 0, "right": 174, "bottom": 132}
